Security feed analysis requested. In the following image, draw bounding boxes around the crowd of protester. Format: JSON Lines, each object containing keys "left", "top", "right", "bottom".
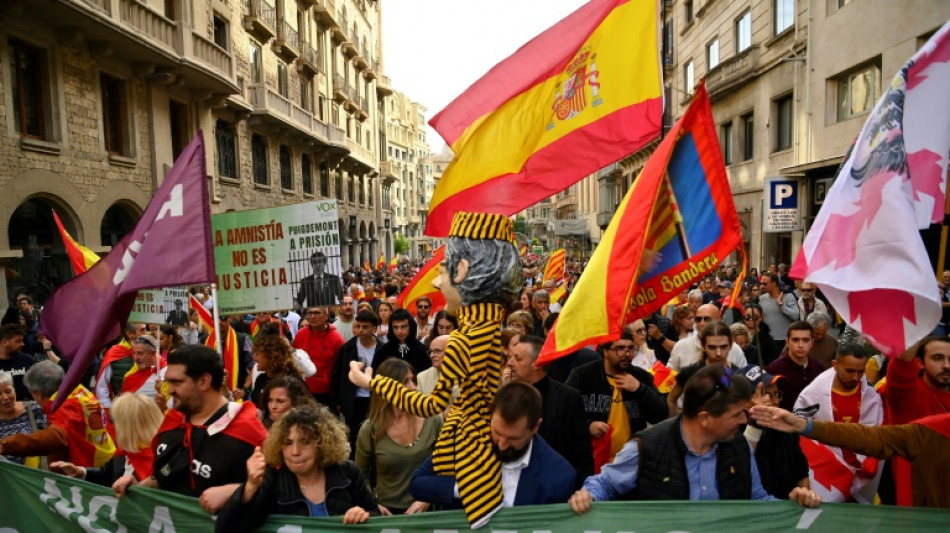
{"left": 1, "top": 255, "right": 949, "bottom": 528}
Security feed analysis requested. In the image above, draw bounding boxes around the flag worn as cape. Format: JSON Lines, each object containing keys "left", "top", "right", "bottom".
{"left": 47, "top": 386, "right": 115, "bottom": 467}
{"left": 539, "top": 83, "right": 742, "bottom": 364}
{"left": 794, "top": 368, "right": 884, "bottom": 503}
{"left": 789, "top": 22, "right": 950, "bottom": 357}
{"left": 543, "top": 249, "right": 566, "bottom": 283}
{"left": 190, "top": 295, "right": 214, "bottom": 333}
{"left": 119, "top": 358, "right": 167, "bottom": 396}
{"left": 42, "top": 133, "right": 215, "bottom": 411}
{"left": 425, "top": 0, "right": 662, "bottom": 236}
{"left": 398, "top": 245, "right": 446, "bottom": 315}
{"left": 52, "top": 210, "right": 100, "bottom": 275}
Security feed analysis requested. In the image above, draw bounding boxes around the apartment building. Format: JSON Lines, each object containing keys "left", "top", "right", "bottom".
{"left": 1, "top": 0, "right": 394, "bottom": 306}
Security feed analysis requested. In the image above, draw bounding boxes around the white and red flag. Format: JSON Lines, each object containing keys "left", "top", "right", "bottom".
{"left": 790, "top": 21, "right": 950, "bottom": 356}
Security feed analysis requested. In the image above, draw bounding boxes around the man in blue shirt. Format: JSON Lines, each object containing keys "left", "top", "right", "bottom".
{"left": 568, "top": 365, "right": 821, "bottom": 513}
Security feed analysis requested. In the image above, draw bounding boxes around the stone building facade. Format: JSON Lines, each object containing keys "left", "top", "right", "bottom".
{"left": 1, "top": 0, "right": 396, "bottom": 307}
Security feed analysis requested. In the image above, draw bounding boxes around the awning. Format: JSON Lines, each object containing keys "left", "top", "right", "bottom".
{"left": 551, "top": 219, "right": 589, "bottom": 236}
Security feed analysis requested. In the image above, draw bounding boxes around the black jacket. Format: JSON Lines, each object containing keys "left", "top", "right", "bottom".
{"left": 565, "top": 359, "right": 668, "bottom": 433}
{"left": 330, "top": 336, "right": 382, "bottom": 419}
{"left": 372, "top": 319, "right": 430, "bottom": 374}
{"left": 533, "top": 376, "right": 594, "bottom": 488}
{"left": 215, "top": 460, "right": 378, "bottom": 533}
{"left": 544, "top": 348, "right": 600, "bottom": 383}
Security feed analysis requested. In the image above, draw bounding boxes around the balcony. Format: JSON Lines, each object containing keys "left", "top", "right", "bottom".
{"left": 247, "top": 84, "right": 337, "bottom": 148}
{"left": 299, "top": 0, "right": 319, "bottom": 7}
{"left": 376, "top": 74, "right": 393, "bottom": 96}
{"left": 272, "top": 20, "right": 299, "bottom": 62}
{"left": 363, "top": 58, "right": 378, "bottom": 80}
{"left": 354, "top": 51, "right": 368, "bottom": 70}
{"left": 355, "top": 96, "right": 369, "bottom": 121}
{"left": 345, "top": 138, "right": 375, "bottom": 172}
{"left": 331, "top": 15, "right": 348, "bottom": 43}
{"left": 379, "top": 161, "right": 397, "bottom": 186}
{"left": 296, "top": 39, "right": 322, "bottom": 77}
{"left": 332, "top": 74, "right": 347, "bottom": 103}
{"left": 244, "top": 0, "right": 277, "bottom": 43}
{"left": 342, "top": 40, "right": 358, "bottom": 58}
{"left": 706, "top": 46, "right": 761, "bottom": 101}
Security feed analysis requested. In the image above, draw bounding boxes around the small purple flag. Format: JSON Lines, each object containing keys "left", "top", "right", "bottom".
{"left": 43, "top": 133, "right": 215, "bottom": 410}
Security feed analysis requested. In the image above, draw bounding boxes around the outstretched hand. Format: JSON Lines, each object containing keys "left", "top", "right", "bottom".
{"left": 749, "top": 405, "right": 808, "bottom": 433}
{"left": 349, "top": 360, "right": 373, "bottom": 389}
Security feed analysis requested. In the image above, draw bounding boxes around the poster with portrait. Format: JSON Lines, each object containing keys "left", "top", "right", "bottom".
{"left": 128, "top": 286, "right": 190, "bottom": 326}
{"left": 212, "top": 200, "right": 343, "bottom": 314}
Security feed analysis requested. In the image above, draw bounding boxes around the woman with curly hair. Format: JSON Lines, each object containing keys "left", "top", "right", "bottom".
{"left": 259, "top": 375, "right": 316, "bottom": 429}
{"left": 250, "top": 334, "right": 302, "bottom": 404}
{"left": 356, "top": 358, "right": 441, "bottom": 515}
{"left": 216, "top": 406, "right": 378, "bottom": 531}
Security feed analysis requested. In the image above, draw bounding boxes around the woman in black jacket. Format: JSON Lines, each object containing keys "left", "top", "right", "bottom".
{"left": 215, "top": 406, "right": 378, "bottom": 532}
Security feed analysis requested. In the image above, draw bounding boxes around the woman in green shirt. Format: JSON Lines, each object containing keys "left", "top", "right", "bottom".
{"left": 356, "top": 358, "right": 442, "bottom": 515}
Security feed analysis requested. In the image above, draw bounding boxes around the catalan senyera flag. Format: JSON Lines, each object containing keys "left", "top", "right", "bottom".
{"left": 376, "top": 253, "right": 386, "bottom": 271}
{"left": 543, "top": 249, "right": 567, "bottom": 283}
{"left": 538, "top": 83, "right": 743, "bottom": 363}
{"left": 52, "top": 210, "right": 100, "bottom": 275}
{"left": 397, "top": 245, "right": 446, "bottom": 315}
{"left": 190, "top": 294, "right": 213, "bottom": 333}
{"left": 425, "top": 0, "right": 662, "bottom": 236}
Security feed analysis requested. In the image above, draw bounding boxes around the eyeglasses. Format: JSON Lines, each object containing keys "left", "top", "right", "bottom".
{"left": 698, "top": 367, "right": 734, "bottom": 406}
{"left": 428, "top": 347, "right": 445, "bottom": 355}
{"left": 417, "top": 305, "right": 430, "bottom": 310}
{"left": 743, "top": 315, "right": 761, "bottom": 321}
{"left": 800, "top": 288, "right": 815, "bottom": 293}
{"left": 608, "top": 345, "right": 636, "bottom": 354}
{"left": 633, "top": 328, "right": 646, "bottom": 334}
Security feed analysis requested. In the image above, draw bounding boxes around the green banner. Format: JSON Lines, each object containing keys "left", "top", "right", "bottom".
{"left": 1, "top": 460, "right": 948, "bottom": 532}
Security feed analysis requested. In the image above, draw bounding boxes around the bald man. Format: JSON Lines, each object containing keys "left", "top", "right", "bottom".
{"left": 667, "top": 304, "right": 748, "bottom": 371}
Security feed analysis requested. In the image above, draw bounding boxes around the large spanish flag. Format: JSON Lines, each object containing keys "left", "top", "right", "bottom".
{"left": 397, "top": 245, "right": 446, "bottom": 315}
{"left": 425, "top": 0, "right": 662, "bottom": 236}
{"left": 538, "top": 83, "right": 743, "bottom": 363}
{"left": 52, "top": 210, "right": 100, "bottom": 275}
{"left": 543, "top": 249, "right": 566, "bottom": 283}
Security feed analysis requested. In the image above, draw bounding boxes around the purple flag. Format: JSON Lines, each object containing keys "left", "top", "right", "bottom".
{"left": 43, "top": 133, "right": 215, "bottom": 410}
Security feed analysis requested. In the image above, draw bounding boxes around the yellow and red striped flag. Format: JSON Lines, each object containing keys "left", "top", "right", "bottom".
{"left": 539, "top": 84, "right": 743, "bottom": 363}
{"left": 520, "top": 244, "right": 528, "bottom": 258}
{"left": 376, "top": 252, "right": 386, "bottom": 271}
{"left": 397, "top": 245, "right": 446, "bottom": 315}
{"left": 363, "top": 258, "right": 371, "bottom": 271}
{"left": 649, "top": 360, "right": 678, "bottom": 394}
{"left": 550, "top": 283, "right": 568, "bottom": 303}
{"left": 425, "top": 0, "right": 661, "bottom": 236}
{"left": 190, "top": 294, "right": 214, "bottom": 333}
{"left": 52, "top": 210, "right": 100, "bottom": 275}
{"left": 388, "top": 255, "right": 399, "bottom": 273}
{"left": 543, "top": 249, "right": 566, "bottom": 283}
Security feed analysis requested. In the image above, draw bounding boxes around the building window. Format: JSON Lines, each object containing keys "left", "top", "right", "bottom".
{"left": 277, "top": 62, "right": 289, "bottom": 98}
{"left": 10, "top": 38, "right": 48, "bottom": 139}
{"left": 721, "top": 122, "right": 733, "bottom": 165}
{"left": 320, "top": 162, "right": 330, "bottom": 197}
{"left": 736, "top": 11, "right": 751, "bottom": 53}
{"left": 100, "top": 73, "right": 126, "bottom": 155}
{"left": 348, "top": 175, "right": 356, "bottom": 203}
{"left": 684, "top": 60, "right": 694, "bottom": 95}
{"left": 775, "top": 0, "right": 794, "bottom": 35}
{"left": 280, "top": 145, "right": 293, "bottom": 189}
{"left": 302, "top": 154, "right": 313, "bottom": 194}
{"left": 359, "top": 176, "right": 366, "bottom": 205}
{"left": 250, "top": 43, "right": 262, "bottom": 84}
{"left": 318, "top": 95, "right": 325, "bottom": 121}
{"left": 300, "top": 76, "right": 311, "bottom": 111}
{"left": 775, "top": 94, "right": 793, "bottom": 152}
{"left": 335, "top": 171, "right": 342, "bottom": 200}
{"left": 836, "top": 61, "right": 881, "bottom": 122}
{"left": 213, "top": 14, "right": 229, "bottom": 51}
{"left": 838, "top": 0, "right": 853, "bottom": 7}
{"left": 252, "top": 134, "right": 268, "bottom": 185}
{"left": 740, "top": 112, "right": 754, "bottom": 161}
{"left": 684, "top": 0, "right": 694, "bottom": 24}
{"left": 707, "top": 38, "right": 720, "bottom": 70}
{"left": 216, "top": 120, "right": 237, "bottom": 179}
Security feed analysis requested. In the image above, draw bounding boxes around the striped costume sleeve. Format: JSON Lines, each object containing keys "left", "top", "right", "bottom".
{"left": 370, "top": 334, "right": 470, "bottom": 417}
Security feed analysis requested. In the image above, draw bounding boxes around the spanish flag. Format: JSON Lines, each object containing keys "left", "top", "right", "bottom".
{"left": 388, "top": 255, "right": 399, "bottom": 273}
{"left": 649, "top": 360, "right": 678, "bottom": 394}
{"left": 397, "top": 245, "right": 446, "bottom": 315}
{"left": 52, "top": 210, "right": 100, "bottom": 275}
{"left": 364, "top": 258, "right": 371, "bottom": 271}
{"left": 543, "top": 249, "right": 566, "bottom": 283}
{"left": 376, "top": 252, "right": 386, "bottom": 271}
{"left": 425, "top": 0, "right": 662, "bottom": 236}
{"left": 538, "top": 83, "right": 743, "bottom": 363}
{"left": 190, "top": 294, "right": 213, "bottom": 333}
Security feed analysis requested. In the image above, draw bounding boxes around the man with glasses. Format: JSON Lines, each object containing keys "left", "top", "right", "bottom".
{"left": 413, "top": 296, "right": 434, "bottom": 341}
{"left": 668, "top": 304, "right": 747, "bottom": 371}
{"left": 566, "top": 331, "right": 667, "bottom": 466}
{"left": 330, "top": 309, "right": 381, "bottom": 456}
{"left": 292, "top": 306, "right": 344, "bottom": 407}
{"left": 742, "top": 303, "right": 779, "bottom": 367}
{"left": 568, "top": 365, "right": 822, "bottom": 511}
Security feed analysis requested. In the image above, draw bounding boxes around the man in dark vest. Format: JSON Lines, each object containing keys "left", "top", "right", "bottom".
{"left": 568, "top": 365, "right": 822, "bottom": 513}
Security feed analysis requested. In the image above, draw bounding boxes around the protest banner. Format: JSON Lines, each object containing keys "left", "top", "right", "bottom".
{"left": 128, "top": 286, "right": 190, "bottom": 326}
{"left": 1, "top": 460, "right": 947, "bottom": 533}
{"left": 212, "top": 200, "right": 343, "bottom": 314}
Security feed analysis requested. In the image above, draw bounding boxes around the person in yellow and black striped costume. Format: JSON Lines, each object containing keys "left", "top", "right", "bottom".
{"left": 349, "top": 212, "right": 522, "bottom": 528}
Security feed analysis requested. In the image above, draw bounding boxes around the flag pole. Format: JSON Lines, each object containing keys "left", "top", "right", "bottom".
{"left": 155, "top": 325, "right": 162, "bottom": 374}
{"left": 935, "top": 181, "right": 950, "bottom": 278}
{"left": 211, "top": 283, "right": 222, "bottom": 356}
